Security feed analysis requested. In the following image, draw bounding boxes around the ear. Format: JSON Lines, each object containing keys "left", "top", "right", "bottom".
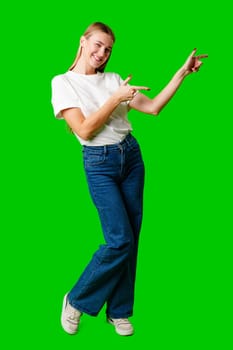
{"left": 80, "top": 36, "right": 86, "bottom": 48}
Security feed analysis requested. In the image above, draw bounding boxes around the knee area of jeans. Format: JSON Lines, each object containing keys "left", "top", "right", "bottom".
{"left": 114, "top": 240, "right": 134, "bottom": 259}
{"left": 113, "top": 238, "right": 134, "bottom": 250}
{"left": 99, "top": 240, "right": 134, "bottom": 261}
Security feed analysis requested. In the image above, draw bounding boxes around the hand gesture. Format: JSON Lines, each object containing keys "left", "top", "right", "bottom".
{"left": 115, "top": 75, "right": 150, "bottom": 102}
{"left": 183, "top": 48, "right": 208, "bottom": 75}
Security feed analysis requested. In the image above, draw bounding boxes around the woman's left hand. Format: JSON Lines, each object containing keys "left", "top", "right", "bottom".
{"left": 183, "top": 48, "right": 208, "bottom": 75}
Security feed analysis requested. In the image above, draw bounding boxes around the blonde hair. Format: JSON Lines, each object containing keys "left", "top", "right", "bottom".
{"left": 69, "top": 22, "right": 116, "bottom": 73}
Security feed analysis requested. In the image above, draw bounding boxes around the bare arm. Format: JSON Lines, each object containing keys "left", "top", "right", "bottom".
{"left": 62, "top": 76, "right": 150, "bottom": 140}
{"left": 62, "top": 95, "right": 120, "bottom": 140}
{"left": 129, "top": 49, "right": 208, "bottom": 116}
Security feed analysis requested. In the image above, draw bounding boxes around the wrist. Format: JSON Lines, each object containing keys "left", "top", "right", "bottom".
{"left": 111, "top": 92, "right": 122, "bottom": 105}
{"left": 177, "top": 66, "right": 187, "bottom": 79}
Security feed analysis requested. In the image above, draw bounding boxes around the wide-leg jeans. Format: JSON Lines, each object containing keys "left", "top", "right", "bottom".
{"left": 68, "top": 133, "right": 145, "bottom": 318}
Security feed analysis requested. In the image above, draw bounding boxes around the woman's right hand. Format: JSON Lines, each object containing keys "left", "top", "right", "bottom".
{"left": 182, "top": 49, "right": 208, "bottom": 76}
{"left": 114, "top": 75, "right": 150, "bottom": 102}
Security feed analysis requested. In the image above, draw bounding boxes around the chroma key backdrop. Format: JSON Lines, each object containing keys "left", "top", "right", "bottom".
{"left": 0, "top": 1, "right": 232, "bottom": 349}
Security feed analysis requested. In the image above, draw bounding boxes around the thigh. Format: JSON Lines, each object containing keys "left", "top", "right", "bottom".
{"left": 121, "top": 141, "right": 145, "bottom": 234}
{"left": 83, "top": 148, "right": 133, "bottom": 247}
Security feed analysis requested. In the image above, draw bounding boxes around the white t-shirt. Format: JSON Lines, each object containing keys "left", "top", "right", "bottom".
{"left": 51, "top": 71, "right": 133, "bottom": 146}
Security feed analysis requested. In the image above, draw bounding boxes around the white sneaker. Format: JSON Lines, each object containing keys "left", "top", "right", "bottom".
{"left": 61, "top": 293, "right": 82, "bottom": 334}
{"left": 107, "top": 317, "right": 134, "bottom": 336}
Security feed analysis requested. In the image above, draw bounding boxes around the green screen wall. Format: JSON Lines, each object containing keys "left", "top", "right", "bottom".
{"left": 0, "top": 0, "right": 232, "bottom": 349}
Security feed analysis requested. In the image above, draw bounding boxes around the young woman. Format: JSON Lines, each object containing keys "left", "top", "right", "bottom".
{"left": 51, "top": 22, "right": 207, "bottom": 336}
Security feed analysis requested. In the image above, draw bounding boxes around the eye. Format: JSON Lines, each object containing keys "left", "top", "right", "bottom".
{"left": 95, "top": 43, "right": 101, "bottom": 48}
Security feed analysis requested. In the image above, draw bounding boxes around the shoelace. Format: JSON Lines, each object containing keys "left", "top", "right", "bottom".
{"left": 113, "top": 318, "right": 131, "bottom": 326}
{"left": 67, "top": 305, "right": 80, "bottom": 322}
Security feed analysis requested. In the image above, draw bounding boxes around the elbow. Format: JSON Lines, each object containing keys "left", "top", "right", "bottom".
{"left": 79, "top": 124, "right": 103, "bottom": 141}
{"left": 147, "top": 105, "right": 160, "bottom": 116}
{"left": 78, "top": 130, "right": 92, "bottom": 141}
{"left": 151, "top": 108, "right": 160, "bottom": 116}
{"left": 78, "top": 126, "right": 96, "bottom": 141}
{"left": 152, "top": 106, "right": 163, "bottom": 116}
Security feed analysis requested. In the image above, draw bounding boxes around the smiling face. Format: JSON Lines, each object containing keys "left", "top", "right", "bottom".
{"left": 80, "top": 31, "right": 114, "bottom": 73}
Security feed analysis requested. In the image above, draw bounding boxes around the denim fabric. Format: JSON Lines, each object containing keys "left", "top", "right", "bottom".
{"left": 68, "top": 134, "right": 145, "bottom": 318}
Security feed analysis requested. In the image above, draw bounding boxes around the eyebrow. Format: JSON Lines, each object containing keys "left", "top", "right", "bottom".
{"left": 96, "top": 40, "right": 112, "bottom": 50}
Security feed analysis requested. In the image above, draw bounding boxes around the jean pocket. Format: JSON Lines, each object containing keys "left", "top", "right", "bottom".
{"left": 83, "top": 150, "right": 106, "bottom": 166}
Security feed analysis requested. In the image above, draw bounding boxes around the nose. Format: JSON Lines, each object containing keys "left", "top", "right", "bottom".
{"left": 98, "top": 46, "right": 106, "bottom": 59}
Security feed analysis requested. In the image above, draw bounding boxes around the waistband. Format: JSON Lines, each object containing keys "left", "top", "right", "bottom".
{"left": 83, "top": 133, "right": 135, "bottom": 151}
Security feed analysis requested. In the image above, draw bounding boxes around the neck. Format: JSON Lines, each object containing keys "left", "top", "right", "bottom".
{"left": 72, "top": 57, "right": 96, "bottom": 75}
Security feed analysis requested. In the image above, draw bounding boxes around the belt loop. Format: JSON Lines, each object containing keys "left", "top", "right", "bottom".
{"left": 104, "top": 145, "right": 107, "bottom": 155}
{"left": 125, "top": 133, "right": 131, "bottom": 146}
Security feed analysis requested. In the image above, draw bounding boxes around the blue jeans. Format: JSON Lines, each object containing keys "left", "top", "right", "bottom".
{"left": 68, "top": 134, "right": 145, "bottom": 318}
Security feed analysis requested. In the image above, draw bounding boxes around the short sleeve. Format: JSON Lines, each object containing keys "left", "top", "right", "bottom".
{"left": 113, "top": 73, "right": 124, "bottom": 86}
{"left": 51, "top": 75, "right": 80, "bottom": 119}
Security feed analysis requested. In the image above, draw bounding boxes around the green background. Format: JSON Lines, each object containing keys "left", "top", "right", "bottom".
{"left": 1, "top": 0, "right": 232, "bottom": 349}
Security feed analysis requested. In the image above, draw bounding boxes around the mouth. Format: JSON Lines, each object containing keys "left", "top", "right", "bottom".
{"left": 92, "top": 54, "right": 103, "bottom": 65}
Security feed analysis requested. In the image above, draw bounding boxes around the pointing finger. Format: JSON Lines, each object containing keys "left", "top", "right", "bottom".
{"left": 196, "top": 54, "right": 208, "bottom": 59}
{"left": 122, "top": 74, "right": 132, "bottom": 85}
{"left": 131, "top": 85, "right": 151, "bottom": 91}
{"left": 190, "top": 48, "right": 197, "bottom": 57}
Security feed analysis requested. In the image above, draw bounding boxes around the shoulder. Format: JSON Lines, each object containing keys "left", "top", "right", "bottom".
{"left": 102, "top": 72, "right": 123, "bottom": 86}
{"left": 51, "top": 72, "right": 76, "bottom": 95}
{"left": 104, "top": 72, "right": 121, "bottom": 80}
{"left": 51, "top": 73, "right": 68, "bottom": 86}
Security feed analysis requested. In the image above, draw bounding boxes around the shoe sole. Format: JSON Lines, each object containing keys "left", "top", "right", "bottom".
{"left": 61, "top": 293, "right": 77, "bottom": 335}
{"left": 107, "top": 318, "right": 134, "bottom": 336}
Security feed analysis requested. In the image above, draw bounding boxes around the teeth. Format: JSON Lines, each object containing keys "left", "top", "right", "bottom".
{"left": 93, "top": 54, "right": 101, "bottom": 62}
